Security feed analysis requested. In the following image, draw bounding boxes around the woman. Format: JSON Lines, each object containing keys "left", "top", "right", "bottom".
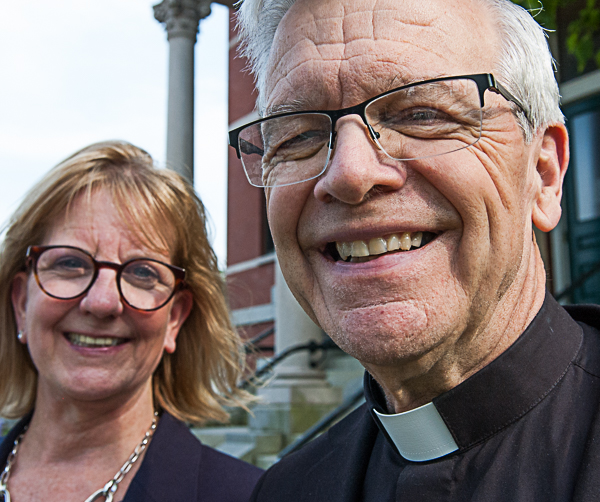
{"left": 0, "top": 141, "right": 262, "bottom": 501}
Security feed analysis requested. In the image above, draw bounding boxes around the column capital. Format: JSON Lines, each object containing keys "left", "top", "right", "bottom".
{"left": 154, "top": 0, "right": 212, "bottom": 42}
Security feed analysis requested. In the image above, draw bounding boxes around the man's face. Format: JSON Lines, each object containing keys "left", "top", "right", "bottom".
{"left": 264, "top": 0, "right": 550, "bottom": 371}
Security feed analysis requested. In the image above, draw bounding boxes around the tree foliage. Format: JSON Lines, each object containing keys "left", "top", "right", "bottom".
{"left": 512, "top": 0, "right": 600, "bottom": 72}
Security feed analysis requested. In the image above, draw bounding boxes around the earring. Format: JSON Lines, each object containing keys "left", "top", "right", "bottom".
{"left": 17, "top": 331, "right": 24, "bottom": 342}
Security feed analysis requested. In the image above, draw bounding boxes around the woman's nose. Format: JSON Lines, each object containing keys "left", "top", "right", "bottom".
{"left": 313, "top": 117, "right": 407, "bottom": 204}
{"left": 79, "top": 269, "right": 124, "bottom": 318}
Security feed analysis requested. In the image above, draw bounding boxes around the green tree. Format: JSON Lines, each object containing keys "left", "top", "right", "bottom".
{"left": 512, "top": 0, "right": 600, "bottom": 72}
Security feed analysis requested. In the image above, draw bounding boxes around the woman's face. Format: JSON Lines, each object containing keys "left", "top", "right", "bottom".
{"left": 11, "top": 190, "right": 192, "bottom": 406}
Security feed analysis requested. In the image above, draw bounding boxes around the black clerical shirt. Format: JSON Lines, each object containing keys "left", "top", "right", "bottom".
{"left": 250, "top": 294, "right": 600, "bottom": 501}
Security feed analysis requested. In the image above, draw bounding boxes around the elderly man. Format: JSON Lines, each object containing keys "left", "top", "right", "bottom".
{"left": 229, "top": 0, "right": 600, "bottom": 499}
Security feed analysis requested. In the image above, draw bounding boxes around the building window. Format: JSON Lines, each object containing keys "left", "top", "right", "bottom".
{"left": 570, "top": 109, "right": 600, "bottom": 222}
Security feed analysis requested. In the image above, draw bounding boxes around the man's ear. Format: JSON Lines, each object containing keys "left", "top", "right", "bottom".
{"left": 532, "top": 123, "right": 570, "bottom": 232}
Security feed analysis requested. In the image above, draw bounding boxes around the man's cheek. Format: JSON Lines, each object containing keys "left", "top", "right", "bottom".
{"left": 268, "top": 188, "right": 305, "bottom": 236}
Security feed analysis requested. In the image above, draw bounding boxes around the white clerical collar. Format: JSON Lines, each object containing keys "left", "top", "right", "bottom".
{"left": 374, "top": 402, "right": 459, "bottom": 462}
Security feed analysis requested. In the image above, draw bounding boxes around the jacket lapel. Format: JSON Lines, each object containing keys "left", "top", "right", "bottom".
{"left": 299, "top": 404, "right": 379, "bottom": 502}
{"left": 124, "top": 413, "right": 200, "bottom": 501}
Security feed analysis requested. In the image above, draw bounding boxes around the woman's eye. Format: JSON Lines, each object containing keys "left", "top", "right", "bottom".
{"left": 53, "top": 257, "right": 89, "bottom": 270}
{"left": 130, "top": 264, "right": 159, "bottom": 280}
{"left": 122, "top": 261, "right": 170, "bottom": 291}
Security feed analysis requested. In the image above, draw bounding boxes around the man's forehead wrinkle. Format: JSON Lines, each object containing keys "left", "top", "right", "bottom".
{"left": 267, "top": 57, "right": 343, "bottom": 113}
{"left": 267, "top": 35, "right": 330, "bottom": 103}
{"left": 302, "top": 0, "right": 346, "bottom": 49}
{"left": 340, "top": 7, "right": 455, "bottom": 71}
{"left": 266, "top": 0, "right": 493, "bottom": 112}
{"left": 373, "top": 9, "right": 437, "bottom": 33}
{"left": 341, "top": 9, "right": 374, "bottom": 46}
{"left": 269, "top": 35, "right": 318, "bottom": 88}
{"left": 343, "top": 35, "right": 452, "bottom": 67}
{"left": 339, "top": 8, "right": 437, "bottom": 45}
{"left": 268, "top": 54, "right": 406, "bottom": 113}
{"left": 265, "top": 2, "right": 321, "bottom": 95}
{"left": 315, "top": 42, "right": 346, "bottom": 64}
{"left": 313, "top": 11, "right": 344, "bottom": 45}
{"left": 337, "top": 54, "right": 405, "bottom": 103}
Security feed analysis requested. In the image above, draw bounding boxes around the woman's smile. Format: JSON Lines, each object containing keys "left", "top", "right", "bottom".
{"left": 11, "top": 189, "right": 188, "bottom": 404}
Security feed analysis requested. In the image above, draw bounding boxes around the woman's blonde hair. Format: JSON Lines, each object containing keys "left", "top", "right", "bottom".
{"left": 0, "top": 140, "right": 250, "bottom": 424}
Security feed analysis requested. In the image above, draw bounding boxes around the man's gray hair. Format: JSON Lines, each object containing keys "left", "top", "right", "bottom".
{"left": 236, "top": 0, "right": 564, "bottom": 142}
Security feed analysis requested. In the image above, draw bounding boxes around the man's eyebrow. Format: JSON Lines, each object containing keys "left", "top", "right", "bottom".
{"left": 389, "top": 72, "right": 447, "bottom": 88}
{"left": 264, "top": 99, "right": 319, "bottom": 116}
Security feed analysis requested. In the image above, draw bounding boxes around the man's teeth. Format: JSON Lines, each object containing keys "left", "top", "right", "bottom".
{"left": 67, "top": 333, "right": 123, "bottom": 348}
{"left": 336, "top": 232, "right": 424, "bottom": 261}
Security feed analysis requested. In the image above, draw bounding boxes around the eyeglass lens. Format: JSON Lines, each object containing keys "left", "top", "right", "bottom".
{"left": 34, "top": 247, "right": 178, "bottom": 311}
{"left": 237, "top": 78, "right": 483, "bottom": 187}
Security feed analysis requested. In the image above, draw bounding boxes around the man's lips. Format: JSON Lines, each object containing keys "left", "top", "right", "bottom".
{"left": 65, "top": 332, "right": 129, "bottom": 348}
{"left": 324, "top": 231, "right": 438, "bottom": 263}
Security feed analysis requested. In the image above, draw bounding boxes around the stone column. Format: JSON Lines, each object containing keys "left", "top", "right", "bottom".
{"left": 273, "top": 261, "right": 326, "bottom": 382}
{"left": 154, "top": 0, "right": 211, "bottom": 183}
{"left": 250, "top": 261, "right": 341, "bottom": 440}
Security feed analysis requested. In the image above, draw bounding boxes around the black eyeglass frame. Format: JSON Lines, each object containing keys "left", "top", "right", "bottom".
{"left": 228, "top": 73, "right": 527, "bottom": 186}
{"left": 26, "top": 245, "right": 186, "bottom": 312}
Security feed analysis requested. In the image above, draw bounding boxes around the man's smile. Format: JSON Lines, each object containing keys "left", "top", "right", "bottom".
{"left": 328, "top": 231, "right": 438, "bottom": 262}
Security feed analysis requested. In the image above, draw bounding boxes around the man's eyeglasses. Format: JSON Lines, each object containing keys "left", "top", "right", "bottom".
{"left": 229, "top": 73, "right": 526, "bottom": 188}
{"left": 26, "top": 245, "right": 186, "bottom": 312}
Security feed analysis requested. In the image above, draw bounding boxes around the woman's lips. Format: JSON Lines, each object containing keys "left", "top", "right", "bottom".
{"left": 64, "top": 332, "right": 129, "bottom": 348}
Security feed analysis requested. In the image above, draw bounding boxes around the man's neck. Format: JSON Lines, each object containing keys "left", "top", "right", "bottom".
{"left": 363, "top": 246, "right": 547, "bottom": 414}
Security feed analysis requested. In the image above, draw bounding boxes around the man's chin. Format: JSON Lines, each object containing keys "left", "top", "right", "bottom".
{"left": 320, "top": 302, "right": 445, "bottom": 366}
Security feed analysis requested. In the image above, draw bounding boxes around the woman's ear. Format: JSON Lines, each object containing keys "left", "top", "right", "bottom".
{"left": 532, "top": 123, "right": 570, "bottom": 232}
{"left": 11, "top": 272, "right": 29, "bottom": 343}
{"left": 163, "top": 289, "right": 193, "bottom": 354}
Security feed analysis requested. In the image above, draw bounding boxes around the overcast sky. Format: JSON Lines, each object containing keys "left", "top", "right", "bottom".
{"left": 0, "top": 1, "right": 230, "bottom": 266}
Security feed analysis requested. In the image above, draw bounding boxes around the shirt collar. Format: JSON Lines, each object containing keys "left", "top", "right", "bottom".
{"left": 374, "top": 403, "right": 458, "bottom": 461}
{"left": 366, "top": 293, "right": 583, "bottom": 462}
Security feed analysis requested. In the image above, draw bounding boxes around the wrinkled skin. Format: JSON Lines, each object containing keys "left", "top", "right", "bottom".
{"left": 264, "top": 0, "right": 569, "bottom": 411}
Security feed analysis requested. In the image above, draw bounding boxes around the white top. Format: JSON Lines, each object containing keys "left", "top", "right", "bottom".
{"left": 374, "top": 402, "right": 459, "bottom": 462}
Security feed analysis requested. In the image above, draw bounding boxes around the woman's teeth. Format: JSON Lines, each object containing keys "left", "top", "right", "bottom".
{"left": 66, "top": 333, "right": 124, "bottom": 348}
{"left": 336, "top": 231, "right": 425, "bottom": 262}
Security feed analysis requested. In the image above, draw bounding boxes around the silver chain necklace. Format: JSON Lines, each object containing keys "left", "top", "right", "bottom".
{"left": 0, "top": 412, "right": 158, "bottom": 502}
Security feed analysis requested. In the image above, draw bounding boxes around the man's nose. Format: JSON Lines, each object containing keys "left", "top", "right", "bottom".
{"left": 313, "top": 116, "right": 407, "bottom": 204}
{"left": 79, "top": 269, "right": 124, "bottom": 318}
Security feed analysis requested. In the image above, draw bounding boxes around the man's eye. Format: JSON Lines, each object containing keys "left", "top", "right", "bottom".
{"left": 372, "top": 106, "right": 473, "bottom": 140}
{"left": 265, "top": 130, "right": 328, "bottom": 164}
{"left": 281, "top": 129, "right": 325, "bottom": 146}
{"left": 271, "top": 130, "right": 327, "bottom": 153}
{"left": 389, "top": 107, "right": 454, "bottom": 126}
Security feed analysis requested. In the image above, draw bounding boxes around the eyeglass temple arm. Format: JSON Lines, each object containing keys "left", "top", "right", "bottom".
{"left": 488, "top": 76, "right": 529, "bottom": 121}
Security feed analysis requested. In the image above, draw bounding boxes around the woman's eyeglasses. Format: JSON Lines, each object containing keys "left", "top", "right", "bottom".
{"left": 26, "top": 245, "right": 186, "bottom": 312}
